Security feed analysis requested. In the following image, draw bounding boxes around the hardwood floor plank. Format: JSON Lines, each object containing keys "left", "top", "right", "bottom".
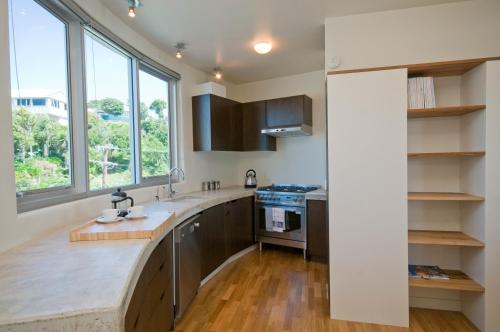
{"left": 175, "top": 246, "right": 478, "bottom": 332}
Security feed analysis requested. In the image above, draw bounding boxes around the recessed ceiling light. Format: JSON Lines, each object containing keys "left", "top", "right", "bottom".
{"left": 254, "top": 41, "right": 272, "bottom": 54}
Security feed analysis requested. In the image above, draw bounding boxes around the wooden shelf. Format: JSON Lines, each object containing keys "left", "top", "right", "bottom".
{"left": 408, "top": 192, "right": 484, "bottom": 201}
{"left": 408, "top": 151, "right": 485, "bottom": 158}
{"left": 407, "top": 105, "right": 485, "bottom": 118}
{"left": 409, "top": 270, "right": 484, "bottom": 292}
{"left": 328, "top": 57, "right": 500, "bottom": 77}
{"left": 408, "top": 230, "right": 484, "bottom": 247}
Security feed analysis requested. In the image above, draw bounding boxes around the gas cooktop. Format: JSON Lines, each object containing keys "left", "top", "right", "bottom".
{"left": 257, "top": 184, "right": 320, "bottom": 194}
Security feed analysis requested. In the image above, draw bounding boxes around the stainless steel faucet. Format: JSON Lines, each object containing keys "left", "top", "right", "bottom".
{"left": 168, "top": 167, "right": 185, "bottom": 199}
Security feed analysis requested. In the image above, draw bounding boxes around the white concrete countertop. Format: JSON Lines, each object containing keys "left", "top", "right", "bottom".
{"left": 306, "top": 188, "right": 327, "bottom": 201}
{"left": 0, "top": 187, "right": 255, "bottom": 332}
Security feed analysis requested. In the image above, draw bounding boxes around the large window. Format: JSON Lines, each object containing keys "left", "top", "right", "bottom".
{"left": 85, "top": 31, "right": 134, "bottom": 190}
{"left": 9, "top": 0, "right": 71, "bottom": 193}
{"left": 8, "top": 0, "right": 180, "bottom": 211}
{"left": 139, "top": 67, "right": 171, "bottom": 178}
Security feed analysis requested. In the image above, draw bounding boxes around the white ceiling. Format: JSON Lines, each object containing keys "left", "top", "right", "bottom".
{"left": 101, "top": 0, "right": 466, "bottom": 83}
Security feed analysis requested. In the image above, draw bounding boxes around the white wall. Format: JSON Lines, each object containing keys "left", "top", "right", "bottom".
{"left": 327, "top": 70, "right": 408, "bottom": 327}
{"left": 325, "top": 0, "right": 500, "bottom": 72}
{"left": 0, "top": 0, "right": 21, "bottom": 253}
{"left": 0, "top": 0, "right": 240, "bottom": 253}
{"left": 229, "top": 70, "right": 327, "bottom": 187}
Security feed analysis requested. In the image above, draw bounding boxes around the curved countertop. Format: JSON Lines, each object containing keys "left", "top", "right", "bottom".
{"left": 0, "top": 187, "right": 255, "bottom": 332}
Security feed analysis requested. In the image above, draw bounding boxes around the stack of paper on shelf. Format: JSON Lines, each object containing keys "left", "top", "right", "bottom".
{"left": 408, "top": 77, "right": 436, "bottom": 109}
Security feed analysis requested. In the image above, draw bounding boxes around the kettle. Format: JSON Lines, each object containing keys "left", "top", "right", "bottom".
{"left": 245, "top": 169, "right": 257, "bottom": 188}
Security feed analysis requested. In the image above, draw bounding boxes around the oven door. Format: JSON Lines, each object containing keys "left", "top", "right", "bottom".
{"left": 255, "top": 203, "right": 306, "bottom": 242}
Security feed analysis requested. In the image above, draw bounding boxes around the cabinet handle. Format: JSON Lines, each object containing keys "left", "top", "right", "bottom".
{"left": 159, "top": 262, "right": 165, "bottom": 272}
{"left": 133, "top": 314, "right": 140, "bottom": 329}
{"left": 160, "top": 291, "right": 165, "bottom": 302}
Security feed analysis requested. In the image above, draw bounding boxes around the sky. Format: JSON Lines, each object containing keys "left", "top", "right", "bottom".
{"left": 9, "top": 0, "right": 168, "bottom": 110}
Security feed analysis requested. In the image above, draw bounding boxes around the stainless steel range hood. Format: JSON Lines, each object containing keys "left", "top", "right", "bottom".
{"left": 261, "top": 124, "right": 313, "bottom": 137}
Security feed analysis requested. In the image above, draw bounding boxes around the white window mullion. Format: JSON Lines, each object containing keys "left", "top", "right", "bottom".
{"left": 130, "top": 59, "right": 142, "bottom": 185}
{"left": 68, "top": 20, "right": 88, "bottom": 194}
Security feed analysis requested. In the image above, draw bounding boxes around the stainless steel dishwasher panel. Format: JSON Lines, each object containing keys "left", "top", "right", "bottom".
{"left": 175, "top": 214, "right": 201, "bottom": 319}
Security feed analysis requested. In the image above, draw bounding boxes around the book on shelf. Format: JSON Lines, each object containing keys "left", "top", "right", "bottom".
{"left": 408, "top": 77, "right": 436, "bottom": 109}
{"left": 408, "top": 265, "right": 449, "bottom": 280}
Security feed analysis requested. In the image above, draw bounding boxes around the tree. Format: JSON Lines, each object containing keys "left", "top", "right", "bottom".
{"left": 149, "top": 99, "right": 167, "bottom": 118}
{"left": 100, "top": 98, "right": 124, "bottom": 116}
{"left": 12, "top": 108, "right": 37, "bottom": 161}
{"left": 87, "top": 99, "right": 101, "bottom": 110}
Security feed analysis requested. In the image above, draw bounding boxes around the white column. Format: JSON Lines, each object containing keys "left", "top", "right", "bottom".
{"left": 327, "top": 69, "right": 409, "bottom": 327}
{"left": 485, "top": 60, "right": 500, "bottom": 332}
{"left": 0, "top": 0, "right": 20, "bottom": 252}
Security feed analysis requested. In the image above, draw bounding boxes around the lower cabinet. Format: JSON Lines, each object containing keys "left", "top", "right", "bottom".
{"left": 224, "top": 197, "right": 254, "bottom": 258}
{"left": 306, "top": 200, "right": 328, "bottom": 263}
{"left": 125, "top": 231, "right": 174, "bottom": 332}
{"left": 199, "top": 204, "right": 226, "bottom": 280}
{"left": 200, "top": 197, "right": 255, "bottom": 280}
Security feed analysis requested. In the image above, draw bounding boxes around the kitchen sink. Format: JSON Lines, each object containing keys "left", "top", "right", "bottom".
{"left": 165, "top": 195, "right": 205, "bottom": 202}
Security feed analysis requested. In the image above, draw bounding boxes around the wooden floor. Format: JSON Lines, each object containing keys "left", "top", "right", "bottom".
{"left": 175, "top": 246, "right": 479, "bottom": 332}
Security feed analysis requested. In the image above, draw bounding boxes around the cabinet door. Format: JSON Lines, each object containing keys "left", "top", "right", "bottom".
{"left": 125, "top": 232, "right": 174, "bottom": 332}
{"left": 242, "top": 101, "right": 276, "bottom": 151}
{"left": 266, "top": 95, "right": 312, "bottom": 128}
{"left": 306, "top": 200, "right": 328, "bottom": 262}
{"left": 235, "top": 197, "right": 254, "bottom": 252}
{"left": 200, "top": 204, "right": 225, "bottom": 279}
{"left": 211, "top": 95, "right": 242, "bottom": 151}
{"left": 224, "top": 198, "right": 254, "bottom": 258}
{"left": 224, "top": 201, "right": 238, "bottom": 258}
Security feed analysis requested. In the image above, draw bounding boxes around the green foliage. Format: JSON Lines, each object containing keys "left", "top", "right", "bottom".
{"left": 12, "top": 107, "right": 70, "bottom": 192}
{"left": 13, "top": 97, "right": 170, "bottom": 193}
{"left": 91, "top": 97, "right": 125, "bottom": 116}
{"left": 149, "top": 99, "right": 167, "bottom": 118}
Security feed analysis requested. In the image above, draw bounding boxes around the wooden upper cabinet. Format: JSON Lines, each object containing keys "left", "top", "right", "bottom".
{"left": 265, "top": 95, "right": 312, "bottom": 128}
{"left": 241, "top": 101, "right": 276, "bottom": 151}
{"left": 192, "top": 94, "right": 242, "bottom": 151}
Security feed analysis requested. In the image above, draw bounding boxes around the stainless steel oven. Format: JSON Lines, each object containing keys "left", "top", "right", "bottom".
{"left": 255, "top": 184, "right": 320, "bottom": 258}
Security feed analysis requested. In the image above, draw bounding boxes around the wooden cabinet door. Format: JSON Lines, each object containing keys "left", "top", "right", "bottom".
{"left": 306, "top": 200, "right": 328, "bottom": 262}
{"left": 265, "top": 95, "right": 312, "bottom": 128}
{"left": 125, "top": 232, "right": 174, "bottom": 332}
{"left": 242, "top": 101, "right": 276, "bottom": 151}
{"left": 200, "top": 204, "right": 225, "bottom": 279}
{"left": 235, "top": 197, "right": 254, "bottom": 252}
{"left": 224, "top": 197, "right": 255, "bottom": 258}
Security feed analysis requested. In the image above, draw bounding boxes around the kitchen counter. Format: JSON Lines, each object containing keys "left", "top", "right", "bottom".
{"left": 305, "top": 188, "right": 327, "bottom": 201}
{"left": 0, "top": 187, "right": 255, "bottom": 332}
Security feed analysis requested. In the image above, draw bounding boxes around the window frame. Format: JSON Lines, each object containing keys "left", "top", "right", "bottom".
{"left": 137, "top": 62, "right": 178, "bottom": 185}
{"left": 13, "top": 0, "right": 181, "bottom": 212}
{"left": 12, "top": 0, "right": 77, "bottom": 204}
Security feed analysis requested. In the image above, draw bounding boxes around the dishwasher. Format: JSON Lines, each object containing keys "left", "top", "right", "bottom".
{"left": 175, "top": 214, "right": 201, "bottom": 319}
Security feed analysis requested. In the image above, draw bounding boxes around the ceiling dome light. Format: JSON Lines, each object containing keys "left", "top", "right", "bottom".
{"left": 176, "top": 50, "right": 182, "bottom": 59}
{"left": 254, "top": 41, "right": 272, "bottom": 54}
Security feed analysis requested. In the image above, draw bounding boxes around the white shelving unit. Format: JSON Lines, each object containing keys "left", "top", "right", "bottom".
{"left": 407, "top": 62, "right": 487, "bottom": 330}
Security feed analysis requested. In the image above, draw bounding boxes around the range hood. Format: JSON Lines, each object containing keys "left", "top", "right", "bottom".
{"left": 261, "top": 124, "right": 313, "bottom": 137}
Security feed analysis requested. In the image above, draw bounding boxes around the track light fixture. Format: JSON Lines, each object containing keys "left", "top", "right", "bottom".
{"left": 127, "top": 0, "right": 142, "bottom": 18}
{"left": 213, "top": 67, "right": 222, "bottom": 80}
{"left": 175, "top": 42, "right": 186, "bottom": 59}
